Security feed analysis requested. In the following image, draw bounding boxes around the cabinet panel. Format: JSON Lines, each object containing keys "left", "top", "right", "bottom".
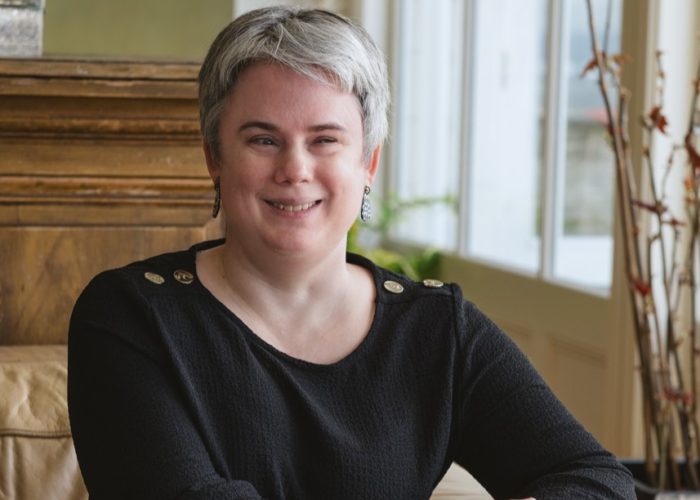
{"left": 0, "top": 58, "right": 220, "bottom": 345}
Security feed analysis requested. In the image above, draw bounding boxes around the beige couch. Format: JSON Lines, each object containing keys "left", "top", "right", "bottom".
{"left": 0, "top": 346, "right": 86, "bottom": 500}
{"left": 0, "top": 345, "right": 490, "bottom": 500}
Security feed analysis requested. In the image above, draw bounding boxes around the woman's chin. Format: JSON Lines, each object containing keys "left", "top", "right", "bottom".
{"left": 262, "top": 234, "right": 345, "bottom": 260}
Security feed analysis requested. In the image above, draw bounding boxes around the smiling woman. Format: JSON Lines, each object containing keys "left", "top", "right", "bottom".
{"left": 196, "top": 62, "right": 380, "bottom": 362}
{"left": 66, "top": 6, "right": 635, "bottom": 499}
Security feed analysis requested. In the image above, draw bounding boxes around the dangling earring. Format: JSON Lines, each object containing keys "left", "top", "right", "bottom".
{"left": 360, "top": 185, "right": 372, "bottom": 222}
{"left": 212, "top": 178, "right": 221, "bottom": 218}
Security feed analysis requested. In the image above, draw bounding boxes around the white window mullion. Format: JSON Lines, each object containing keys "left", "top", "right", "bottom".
{"left": 540, "top": 0, "right": 568, "bottom": 280}
{"left": 457, "top": 0, "right": 477, "bottom": 256}
{"left": 390, "top": 0, "right": 410, "bottom": 203}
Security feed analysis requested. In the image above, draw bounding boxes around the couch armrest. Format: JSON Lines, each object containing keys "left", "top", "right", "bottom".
{"left": 0, "top": 345, "right": 87, "bottom": 500}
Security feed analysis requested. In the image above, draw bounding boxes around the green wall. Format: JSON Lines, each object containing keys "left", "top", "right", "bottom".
{"left": 43, "top": 0, "right": 233, "bottom": 60}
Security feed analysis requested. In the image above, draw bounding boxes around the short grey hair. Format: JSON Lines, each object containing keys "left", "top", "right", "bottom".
{"left": 198, "top": 6, "right": 389, "bottom": 162}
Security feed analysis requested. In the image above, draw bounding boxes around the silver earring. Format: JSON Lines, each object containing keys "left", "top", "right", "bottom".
{"left": 360, "top": 185, "right": 372, "bottom": 222}
{"left": 212, "top": 178, "right": 221, "bottom": 218}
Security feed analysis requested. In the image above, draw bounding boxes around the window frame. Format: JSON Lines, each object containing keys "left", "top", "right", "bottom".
{"left": 383, "top": 0, "right": 633, "bottom": 295}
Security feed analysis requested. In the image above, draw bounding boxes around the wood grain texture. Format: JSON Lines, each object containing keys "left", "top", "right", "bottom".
{"left": 0, "top": 227, "right": 206, "bottom": 344}
{"left": 0, "top": 58, "right": 221, "bottom": 345}
{"left": 0, "top": 58, "right": 201, "bottom": 80}
{"left": 0, "top": 140, "right": 204, "bottom": 177}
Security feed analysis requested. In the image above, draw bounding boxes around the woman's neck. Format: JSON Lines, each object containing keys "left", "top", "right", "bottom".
{"left": 196, "top": 239, "right": 376, "bottom": 364}
{"left": 219, "top": 237, "right": 351, "bottom": 298}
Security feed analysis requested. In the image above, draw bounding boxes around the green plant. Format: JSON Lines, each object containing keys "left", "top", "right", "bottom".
{"left": 347, "top": 193, "right": 456, "bottom": 281}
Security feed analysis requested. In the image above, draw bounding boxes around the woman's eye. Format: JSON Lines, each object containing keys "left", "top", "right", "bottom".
{"left": 315, "top": 137, "right": 337, "bottom": 144}
{"left": 250, "top": 136, "right": 276, "bottom": 146}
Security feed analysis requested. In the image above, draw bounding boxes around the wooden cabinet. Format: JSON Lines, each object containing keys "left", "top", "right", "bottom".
{"left": 0, "top": 58, "right": 219, "bottom": 344}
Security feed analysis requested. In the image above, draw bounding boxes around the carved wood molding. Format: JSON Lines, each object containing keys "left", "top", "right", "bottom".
{"left": 0, "top": 116, "right": 201, "bottom": 139}
{"left": 0, "top": 58, "right": 210, "bottom": 227}
{"left": 0, "top": 175, "right": 212, "bottom": 205}
{"left": 0, "top": 58, "right": 201, "bottom": 79}
{"left": 0, "top": 59, "right": 217, "bottom": 344}
{"left": 0, "top": 58, "right": 202, "bottom": 141}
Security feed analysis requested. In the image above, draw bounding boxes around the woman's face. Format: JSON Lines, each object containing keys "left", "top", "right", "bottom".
{"left": 205, "top": 63, "right": 378, "bottom": 260}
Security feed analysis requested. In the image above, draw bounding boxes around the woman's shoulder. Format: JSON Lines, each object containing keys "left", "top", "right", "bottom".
{"left": 347, "top": 251, "right": 460, "bottom": 305}
{"left": 85, "top": 249, "right": 188, "bottom": 296}
{"left": 346, "top": 253, "right": 501, "bottom": 340}
{"left": 84, "top": 239, "right": 222, "bottom": 296}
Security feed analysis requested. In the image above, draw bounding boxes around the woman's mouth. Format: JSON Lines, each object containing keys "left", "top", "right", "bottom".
{"left": 266, "top": 200, "right": 321, "bottom": 212}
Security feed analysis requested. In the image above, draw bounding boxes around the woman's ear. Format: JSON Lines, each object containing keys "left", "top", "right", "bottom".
{"left": 203, "top": 142, "right": 221, "bottom": 180}
{"left": 366, "top": 145, "right": 381, "bottom": 185}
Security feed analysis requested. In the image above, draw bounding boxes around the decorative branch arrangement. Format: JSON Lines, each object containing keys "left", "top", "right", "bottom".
{"left": 584, "top": 0, "right": 700, "bottom": 489}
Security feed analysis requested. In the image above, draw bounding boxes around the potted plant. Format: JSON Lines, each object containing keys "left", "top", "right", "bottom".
{"left": 584, "top": 0, "right": 700, "bottom": 494}
{"left": 347, "top": 193, "right": 455, "bottom": 281}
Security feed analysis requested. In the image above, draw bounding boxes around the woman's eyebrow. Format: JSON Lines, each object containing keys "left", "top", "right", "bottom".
{"left": 238, "top": 121, "right": 277, "bottom": 132}
{"left": 238, "top": 121, "right": 348, "bottom": 133}
{"left": 308, "top": 123, "right": 347, "bottom": 132}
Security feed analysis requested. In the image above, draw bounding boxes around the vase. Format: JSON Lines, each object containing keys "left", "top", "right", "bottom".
{"left": 0, "top": 0, "right": 45, "bottom": 57}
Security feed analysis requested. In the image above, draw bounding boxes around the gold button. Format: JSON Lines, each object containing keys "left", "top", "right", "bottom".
{"left": 173, "top": 269, "right": 194, "bottom": 284}
{"left": 144, "top": 272, "right": 165, "bottom": 285}
{"left": 423, "top": 279, "right": 444, "bottom": 288}
{"left": 383, "top": 280, "right": 404, "bottom": 294}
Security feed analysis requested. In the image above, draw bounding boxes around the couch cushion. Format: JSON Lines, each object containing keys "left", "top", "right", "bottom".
{"left": 0, "top": 345, "right": 87, "bottom": 500}
{"left": 0, "top": 345, "right": 70, "bottom": 437}
{"left": 431, "top": 464, "right": 492, "bottom": 499}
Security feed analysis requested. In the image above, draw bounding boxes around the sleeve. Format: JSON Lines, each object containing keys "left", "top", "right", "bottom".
{"left": 67, "top": 272, "right": 263, "bottom": 500}
{"left": 450, "top": 297, "right": 635, "bottom": 500}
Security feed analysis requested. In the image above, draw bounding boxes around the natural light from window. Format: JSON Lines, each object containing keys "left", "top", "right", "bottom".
{"left": 391, "top": 0, "right": 622, "bottom": 291}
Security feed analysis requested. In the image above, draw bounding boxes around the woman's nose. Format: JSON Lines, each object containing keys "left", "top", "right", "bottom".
{"left": 274, "top": 144, "right": 312, "bottom": 184}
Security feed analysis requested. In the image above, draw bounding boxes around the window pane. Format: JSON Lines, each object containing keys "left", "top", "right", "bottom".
{"left": 553, "top": 0, "right": 622, "bottom": 288}
{"left": 467, "top": 0, "right": 548, "bottom": 271}
{"left": 391, "top": 0, "right": 463, "bottom": 249}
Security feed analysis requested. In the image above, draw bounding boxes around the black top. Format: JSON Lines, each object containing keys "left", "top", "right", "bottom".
{"left": 68, "top": 240, "right": 634, "bottom": 499}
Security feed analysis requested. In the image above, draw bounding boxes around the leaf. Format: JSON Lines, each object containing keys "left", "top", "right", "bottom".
{"left": 411, "top": 248, "right": 441, "bottom": 280}
{"left": 632, "top": 199, "right": 666, "bottom": 214}
{"left": 609, "top": 53, "right": 631, "bottom": 68}
{"left": 663, "top": 217, "right": 686, "bottom": 228}
{"left": 580, "top": 57, "right": 598, "bottom": 77}
{"left": 648, "top": 105, "right": 669, "bottom": 134}
{"left": 686, "top": 137, "right": 700, "bottom": 173}
{"left": 632, "top": 279, "right": 652, "bottom": 296}
{"left": 346, "top": 222, "right": 359, "bottom": 252}
{"left": 684, "top": 176, "right": 696, "bottom": 193}
{"left": 663, "top": 388, "right": 693, "bottom": 406}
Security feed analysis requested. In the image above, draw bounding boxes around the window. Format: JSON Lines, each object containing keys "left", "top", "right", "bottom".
{"left": 391, "top": 0, "right": 623, "bottom": 290}
{"left": 390, "top": 0, "right": 464, "bottom": 250}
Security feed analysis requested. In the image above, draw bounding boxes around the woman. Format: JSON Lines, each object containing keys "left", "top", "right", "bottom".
{"left": 68, "top": 6, "right": 635, "bottom": 499}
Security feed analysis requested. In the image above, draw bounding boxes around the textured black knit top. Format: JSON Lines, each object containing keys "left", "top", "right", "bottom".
{"left": 67, "top": 240, "right": 634, "bottom": 499}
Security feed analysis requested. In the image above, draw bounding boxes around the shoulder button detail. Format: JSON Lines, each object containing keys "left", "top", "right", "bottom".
{"left": 383, "top": 280, "right": 404, "bottom": 294}
{"left": 173, "top": 269, "right": 194, "bottom": 284}
{"left": 422, "top": 278, "right": 444, "bottom": 288}
{"left": 144, "top": 272, "right": 165, "bottom": 285}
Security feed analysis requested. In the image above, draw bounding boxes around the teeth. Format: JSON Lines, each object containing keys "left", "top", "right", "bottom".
{"left": 271, "top": 201, "right": 316, "bottom": 212}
